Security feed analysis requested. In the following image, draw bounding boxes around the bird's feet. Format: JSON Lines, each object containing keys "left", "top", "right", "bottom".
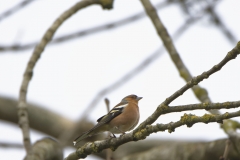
{"left": 106, "top": 133, "right": 116, "bottom": 140}
{"left": 110, "top": 133, "right": 116, "bottom": 138}
{"left": 120, "top": 132, "right": 126, "bottom": 137}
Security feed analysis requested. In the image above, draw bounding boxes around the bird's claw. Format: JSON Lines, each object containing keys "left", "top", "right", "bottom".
{"left": 120, "top": 132, "right": 126, "bottom": 137}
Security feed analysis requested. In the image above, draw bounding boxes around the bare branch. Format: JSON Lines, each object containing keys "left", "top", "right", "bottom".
{"left": 0, "top": 0, "right": 35, "bottom": 22}
{"left": 122, "top": 138, "right": 239, "bottom": 160}
{"left": 205, "top": 2, "right": 237, "bottom": 44}
{"left": 0, "top": 96, "right": 74, "bottom": 138}
{"left": 105, "top": 98, "right": 110, "bottom": 112}
{"left": 0, "top": 96, "right": 106, "bottom": 158}
{"left": 24, "top": 138, "right": 63, "bottom": 160}
{"left": 169, "top": 101, "right": 240, "bottom": 113}
{"left": 0, "top": 142, "right": 23, "bottom": 149}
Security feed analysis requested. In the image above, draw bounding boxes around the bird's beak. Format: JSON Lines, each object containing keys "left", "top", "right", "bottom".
{"left": 136, "top": 96, "right": 143, "bottom": 101}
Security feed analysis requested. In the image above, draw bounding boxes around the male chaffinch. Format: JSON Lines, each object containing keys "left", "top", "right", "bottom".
{"left": 73, "top": 94, "right": 142, "bottom": 146}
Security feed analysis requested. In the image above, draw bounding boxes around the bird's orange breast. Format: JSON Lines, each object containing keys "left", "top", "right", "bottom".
{"left": 108, "top": 103, "right": 139, "bottom": 133}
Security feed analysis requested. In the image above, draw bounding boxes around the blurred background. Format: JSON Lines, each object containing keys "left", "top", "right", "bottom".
{"left": 0, "top": 0, "right": 240, "bottom": 159}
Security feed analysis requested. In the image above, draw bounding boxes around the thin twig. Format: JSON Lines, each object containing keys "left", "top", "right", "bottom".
{"left": 0, "top": 0, "right": 35, "bottom": 22}
{"left": 0, "top": 142, "right": 23, "bottom": 149}
{"left": 17, "top": 0, "right": 108, "bottom": 154}
{"left": 169, "top": 101, "right": 240, "bottom": 113}
{"left": 205, "top": 2, "right": 237, "bottom": 44}
{"left": 179, "top": 0, "right": 236, "bottom": 44}
{"left": 105, "top": 98, "right": 110, "bottom": 112}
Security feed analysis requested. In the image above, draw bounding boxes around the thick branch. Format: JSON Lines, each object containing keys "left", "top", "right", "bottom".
{"left": 24, "top": 138, "right": 63, "bottom": 160}
{"left": 0, "top": 96, "right": 74, "bottom": 137}
{"left": 65, "top": 109, "right": 240, "bottom": 159}
{"left": 0, "top": 96, "right": 105, "bottom": 158}
{"left": 121, "top": 138, "right": 240, "bottom": 160}
{"left": 0, "top": 96, "right": 106, "bottom": 145}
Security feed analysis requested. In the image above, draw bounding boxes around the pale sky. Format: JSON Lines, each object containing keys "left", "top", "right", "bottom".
{"left": 0, "top": 0, "right": 240, "bottom": 159}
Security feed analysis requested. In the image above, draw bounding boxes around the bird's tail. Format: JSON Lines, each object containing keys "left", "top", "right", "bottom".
{"left": 73, "top": 131, "right": 90, "bottom": 146}
{"left": 73, "top": 123, "right": 104, "bottom": 146}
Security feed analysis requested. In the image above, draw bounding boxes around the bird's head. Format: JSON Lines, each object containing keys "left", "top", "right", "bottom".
{"left": 121, "top": 94, "right": 142, "bottom": 104}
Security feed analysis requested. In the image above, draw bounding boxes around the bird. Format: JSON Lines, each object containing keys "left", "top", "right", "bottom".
{"left": 73, "top": 94, "right": 142, "bottom": 146}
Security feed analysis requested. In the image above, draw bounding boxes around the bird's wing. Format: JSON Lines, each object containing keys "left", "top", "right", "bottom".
{"left": 97, "top": 102, "right": 128, "bottom": 123}
{"left": 88, "top": 102, "right": 129, "bottom": 134}
{"left": 73, "top": 102, "right": 128, "bottom": 145}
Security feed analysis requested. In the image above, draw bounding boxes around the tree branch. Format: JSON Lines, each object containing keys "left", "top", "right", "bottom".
{"left": 0, "top": 0, "right": 35, "bottom": 22}
{"left": 65, "top": 109, "right": 240, "bottom": 159}
{"left": 24, "top": 138, "right": 63, "bottom": 160}
{"left": 168, "top": 101, "right": 240, "bottom": 113}
{"left": 0, "top": 96, "right": 106, "bottom": 158}
{"left": 0, "top": 142, "right": 23, "bottom": 149}
{"left": 0, "top": 96, "right": 75, "bottom": 138}
{"left": 206, "top": 3, "right": 237, "bottom": 44}
{"left": 121, "top": 138, "right": 239, "bottom": 160}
